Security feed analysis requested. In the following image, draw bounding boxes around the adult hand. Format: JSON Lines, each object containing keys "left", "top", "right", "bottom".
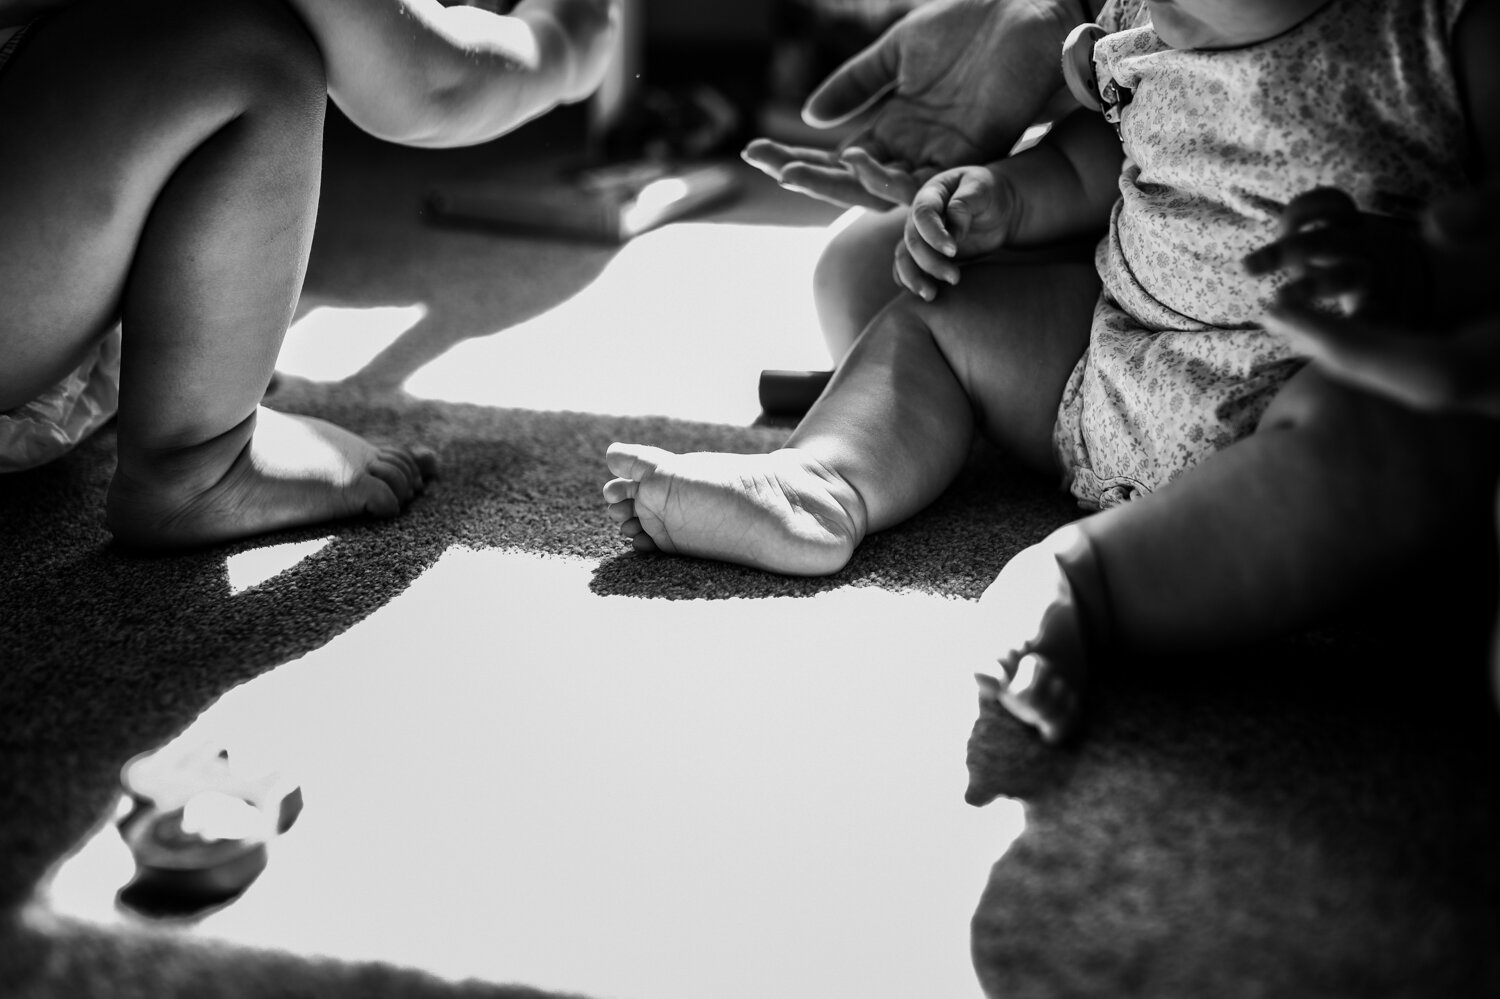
{"left": 743, "top": 0, "right": 1084, "bottom": 209}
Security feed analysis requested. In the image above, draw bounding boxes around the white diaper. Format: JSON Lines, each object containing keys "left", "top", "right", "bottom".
{"left": 0, "top": 326, "right": 122, "bottom": 473}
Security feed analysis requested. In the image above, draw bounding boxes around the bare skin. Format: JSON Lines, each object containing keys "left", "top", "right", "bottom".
{"left": 1260, "top": 183, "right": 1500, "bottom": 709}
{"left": 603, "top": 446, "right": 867, "bottom": 577}
{"left": 0, "top": 0, "right": 434, "bottom": 549}
{"left": 604, "top": 252, "right": 1102, "bottom": 742}
{"left": 742, "top": 0, "right": 1098, "bottom": 211}
{"left": 1, "top": 0, "right": 615, "bottom": 550}
{"left": 604, "top": 248, "right": 1099, "bottom": 566}
{"left": 606, "top": 0, "right": 1500, "bottom": 744}
{"left": 605, "top": 251, "right": 1498, "bottom": 746}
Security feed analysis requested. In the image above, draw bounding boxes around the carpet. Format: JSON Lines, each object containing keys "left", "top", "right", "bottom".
{"left": 3, "top": 112, "right": 1499, "bottom": 999}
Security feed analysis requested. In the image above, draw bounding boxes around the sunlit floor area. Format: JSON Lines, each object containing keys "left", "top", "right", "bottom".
{"left": 8, "top": 106, "right": 1500, "bottom": 999}
{"left": 35, "top": 547, "right": 1025, "bottom": 999}
{"left": 18, "top": 114, "right": 1029, "bottom": 999}
{"left": 282, "top": 219, "right": 838, "bottom": 426}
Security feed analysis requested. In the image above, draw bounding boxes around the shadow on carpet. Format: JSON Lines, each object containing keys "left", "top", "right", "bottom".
{"left": 2, "top": 381, "right": 1499, "bottom": 999}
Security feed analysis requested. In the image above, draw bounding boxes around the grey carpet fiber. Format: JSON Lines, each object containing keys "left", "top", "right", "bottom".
{"left": 4, "top": 381, "right": 1499, "bottom": 998}
{"left": 4, "top": 116, "right": 1499, "bottom": 999}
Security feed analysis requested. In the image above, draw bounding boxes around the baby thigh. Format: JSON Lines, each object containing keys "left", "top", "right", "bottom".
{"left": 813, "top": 208, "right": 908, "bottom": 361}
{"left": 921, "top": 249, "right": 1100, "bottom": 472}
{"left": 1256, "top": 364, "right": 1500, "bottom": 574}
{"left": 0, "top": 0, "right": 326, "bottom": 411}
{"left": 1081, "top": 364, "right": 1500, "bottom": 655}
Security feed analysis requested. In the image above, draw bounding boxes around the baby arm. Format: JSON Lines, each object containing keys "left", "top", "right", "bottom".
{"left": 285, "top": 0, "right": 618, "bottom": 147}
{"left": 1255, "top": 184, "right": 1500, "bottom": 418}
{"left": 1248, "top": 0, "right": 1500, "bottom": 416}
{"left": 894, "top": 108, "right": 1122, "bottom": 301}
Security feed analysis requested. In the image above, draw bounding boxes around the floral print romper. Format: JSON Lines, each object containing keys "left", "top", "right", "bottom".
{"left": 1053, "top": 0, "right": 1472, "bottom": 509}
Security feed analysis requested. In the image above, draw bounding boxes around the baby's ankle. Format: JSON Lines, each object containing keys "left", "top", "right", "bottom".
{"left": 116, "top": 412, "right": 256, "bottom": 487}
{"left": 1040, "top": 524, "right": 1116, "bottom": 659}
{"left": 773, "top": 447, "right": 872, "bottom": 545}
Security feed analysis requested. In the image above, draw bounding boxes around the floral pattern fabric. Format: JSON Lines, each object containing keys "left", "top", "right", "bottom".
{"left": 1054, "top": 0, "right": 1471, "bottom": 508}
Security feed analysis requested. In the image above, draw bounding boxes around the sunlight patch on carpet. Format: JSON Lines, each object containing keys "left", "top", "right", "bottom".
{"left": 226, "top": 537, "right": 334, "bottom": 595}
{"left": 36, "top": 546, "right": 1023, "bottom": 999}
{"left": 401, "top": 223, "right": 835, "bottom": 425}
{"left": 278, "top": 304, "right": 428, "bottom": 382}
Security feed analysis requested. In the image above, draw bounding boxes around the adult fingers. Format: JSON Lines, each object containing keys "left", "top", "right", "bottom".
{"left": 740, "top": 139, "right": 838, "bottom": 181}
{"left": 778, "top": 161, "right": 899, "bottom": 209}
{"left": 743, "top": 139, "right": 896, "bottom": 208}
{"left": 840, "top": 147, "right": 918, "bottom": 205}
{"left": 802, "top": 34, "right": 900, "bottom": 128}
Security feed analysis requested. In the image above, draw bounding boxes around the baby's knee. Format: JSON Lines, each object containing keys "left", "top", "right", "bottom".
{"left": 814, "top": 210, "right": 894, "bottom": 295}
{"left": 1258, "top": 367, "right": 1367, "bottom": 452}
{"left": 1265, "top": 364, "right": 1500, "bottom": 505}
{"left": 813, "top": 208, "right": 907, "bottom": 354}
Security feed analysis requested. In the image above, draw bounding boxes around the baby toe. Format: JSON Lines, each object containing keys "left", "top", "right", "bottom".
{"left": 354, "top": 473, "right": 401, "bottom": 518}
{"left": 377, "top": 446, "right": 419, "bottom": 484}
{"left": 602, "top": 477, "right": 637, "bottom": 504}
{"left": 605, "top": 442, "right": 667, "bottom": 481}
{"left": 368, "top": 456, "right": 417, "bottom": 504}
{"left": 411, "top": 446, "right": 439, "bottom": 478}
{"left": 607, "top": 499, "right": 635, "bottom": 525}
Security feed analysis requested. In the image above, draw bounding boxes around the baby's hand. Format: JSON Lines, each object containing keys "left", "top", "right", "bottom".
{"left": 1243, "top": 187, "right": 1432, "bottom": 325}
{"left": 895, "top": 164, "right": 1014, "bottom": 301}
{"left": 1264, "top": 300, "right": 1500, "bottom": 419}
{"left": 1257, "top": 185, "right": 1500, "bottom": 419}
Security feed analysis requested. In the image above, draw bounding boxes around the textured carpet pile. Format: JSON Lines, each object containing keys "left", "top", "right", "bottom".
{"left": 3, "top": 379, "right": 1499, "bottom": 998}
{"left": 3, "top": 115, "right": 1499, "bottom": 998}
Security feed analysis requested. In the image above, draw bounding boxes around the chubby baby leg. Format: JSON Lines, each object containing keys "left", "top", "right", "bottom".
{"left": 974, "top": 523, "right": 1111, "bottom": 744}
{"left": 987, "top": 364, "right": 1500, "bottom": 741}
{"left": 812, "top": 208, "right": 908, "bottom": 361}
{"left": 602, "top": 444, "right": 869, "bottom": 576}
{"left": 108, "top": 407, "right": 437, "bottom": 550}
{"left": 0, "top": 0, "right": 434, "bottom": 548}
{"left": 604, "top": 252, "right": 1099, "bottom": 577}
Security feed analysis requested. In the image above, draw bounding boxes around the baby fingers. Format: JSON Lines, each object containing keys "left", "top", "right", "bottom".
{"left": 1277, "top": 186, "right": 1361, "bottom": 237}
{"left": 893, "top": 243, "right": 942, "bottom": 301}
{"left": 903, "top": 213, "right": 960, "bottom": 286}
{"left": 1244, "top": 224, "right": 1369, "bottom": 277}
{"left": 1276, "top": 261, "right": 1373, "bottom": 315}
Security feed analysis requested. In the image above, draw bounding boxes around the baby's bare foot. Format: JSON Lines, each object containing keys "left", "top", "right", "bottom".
{"left": 975, "top": 526, "right": 1103, "bottom": 744}
{"left": 601, "top": 443, "right": 868, "bottom": 576}
{"left": 106, "top": 406, "right": 436, "bottom": 550}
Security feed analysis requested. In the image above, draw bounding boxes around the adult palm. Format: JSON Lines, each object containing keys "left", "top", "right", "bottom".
{"left": 743, "top": 0, "right": 1083, "bottom": 209}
